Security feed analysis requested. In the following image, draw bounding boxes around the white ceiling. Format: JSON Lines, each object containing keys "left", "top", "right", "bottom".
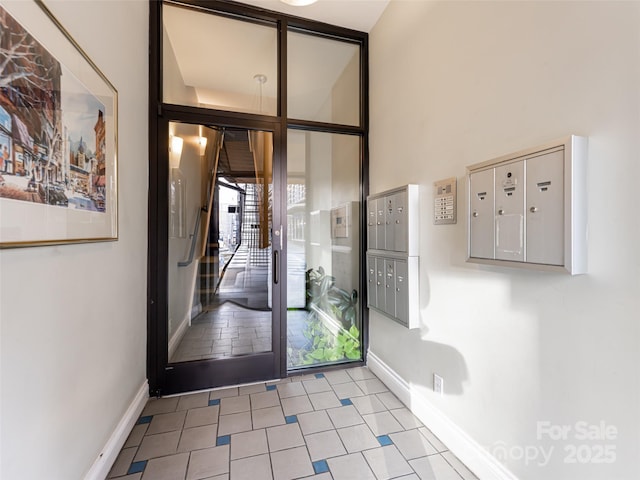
{"left": 232, "top": 0, "right": 390, "bottom": 33}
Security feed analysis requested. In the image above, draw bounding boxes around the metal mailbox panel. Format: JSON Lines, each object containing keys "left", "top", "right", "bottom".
{"left": 469, "top": 168, "right": 495, "bottom": 259}
{"left": 495, "top": 160, "right": 525, "bottom": 262}
{"left": 467, "top": 135, "right": 587, "bottom": 274}
{"left": 526, "top": 150, "right": 564, "bottom": 265}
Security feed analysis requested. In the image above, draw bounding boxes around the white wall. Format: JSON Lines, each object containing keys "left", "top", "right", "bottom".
{"left": 369, "top": 1, "right": 640, "bottom": 479}
{"left": 0, "top": 1, "right": 149, "bottom": 479}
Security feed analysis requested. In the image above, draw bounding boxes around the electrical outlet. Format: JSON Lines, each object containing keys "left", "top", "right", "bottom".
{"left": 433, "top": 374, "right": 444, "bottom": 395}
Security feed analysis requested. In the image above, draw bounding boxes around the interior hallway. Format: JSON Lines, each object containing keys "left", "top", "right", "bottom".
{"left": 107, "top": 367, "right": 477, "bottom": 480}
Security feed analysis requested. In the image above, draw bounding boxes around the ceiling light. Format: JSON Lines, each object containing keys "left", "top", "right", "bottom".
{"left": 280, "top": 0, "right": 318, "bottom": 6}
{"left": 169, "top": 135, "right": 183, "bottom": 169}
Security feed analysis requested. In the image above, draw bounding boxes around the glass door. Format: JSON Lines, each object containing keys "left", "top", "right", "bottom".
{"left": 161, "top": 119, "right": 283, "bottom": 393}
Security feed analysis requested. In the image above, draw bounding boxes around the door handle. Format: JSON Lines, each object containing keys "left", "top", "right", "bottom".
{"left": 273, "top": 250, "right": 279, "bottom": 284}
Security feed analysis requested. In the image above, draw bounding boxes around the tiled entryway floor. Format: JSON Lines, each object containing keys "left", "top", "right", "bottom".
{"left": 108, "top": 367, "right": 478, "bottom": 480}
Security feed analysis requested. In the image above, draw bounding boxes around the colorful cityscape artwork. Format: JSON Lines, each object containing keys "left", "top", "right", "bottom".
{"left": 0, "top": 5, "right": 107, "bottom": 213}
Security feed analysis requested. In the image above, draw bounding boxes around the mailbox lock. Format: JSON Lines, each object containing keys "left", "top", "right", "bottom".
{"left": 472, "top": 211, "right": 479, "bottom": 218}
{"left": 530, "top": 206, "right": 538, "bottom": 213}
{"left": 498, "top": 209, "right": 505, "bottom": 215}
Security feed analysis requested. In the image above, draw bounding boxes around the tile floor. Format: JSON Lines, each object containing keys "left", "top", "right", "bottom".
{"left": 170, "top": 303, "right": 317, "bottom": 368}
{"left": 108, "top": 367, "right": 478, "bottom": 480}
{"left": 171, "top": 304, "right": 273, "bottom": 363}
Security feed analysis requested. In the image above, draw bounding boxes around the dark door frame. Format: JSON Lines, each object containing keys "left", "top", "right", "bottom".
{"left": 148, "top": 0, "right": 370, "bottom": 396}
{"left": 150, "top": 110, "right": 284, "bottom": 395}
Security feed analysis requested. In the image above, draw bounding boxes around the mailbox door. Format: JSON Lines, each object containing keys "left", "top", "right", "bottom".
{"left": 392, "top": 190, "right": 408, "bottom": 253}
{"left": 469, "top": 169, "right": 495, "bottom": 259}
{"left": 384, "top": 259, "right": 396, "bottom": 317}
{"left": 394, "top": 259, "right": 408, "bottom": 326}
{"left": 367, "top": 255, "right": 377, "bottom": 308}
{"left": 495, "top": 160, "right": 525, "bottom": 261}
{"left": 526, "top": 150, "right": 564, "bottom": 265}
{"left": 376, "top": 257, "right": 386, "bottom": 313}
{"left": 376, "top": 198, "right": 386, "bottom": 250}
{"left": 367, "top": 199, "right": 377, "bottom": 250}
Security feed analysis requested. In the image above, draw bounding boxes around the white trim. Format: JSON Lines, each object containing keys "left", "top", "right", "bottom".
{"left": 83, "top": 380, "right": 149, "bottom": 480}
{"left": 367, "top": 350, "right": 519, "bottom": 480}
{"left": 168, "top": 312, "right": 190, "bottom": 359}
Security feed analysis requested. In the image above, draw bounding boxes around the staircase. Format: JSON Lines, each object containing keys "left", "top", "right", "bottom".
{"left": 198, "top": 183, "right": 271, "bottom": 310}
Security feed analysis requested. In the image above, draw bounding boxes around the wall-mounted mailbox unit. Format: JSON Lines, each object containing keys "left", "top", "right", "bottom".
{"left": 467, "top": 135, "right": 587, "bottom": 274}
{"left": 367, "top": 185, "right": 420, "bottom": 328}
{"left": 367, "top": 184, "right": 419, "bottom": 256}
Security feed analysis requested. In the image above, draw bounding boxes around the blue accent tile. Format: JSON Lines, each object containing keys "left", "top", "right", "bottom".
{"left": 377, "top": 435, "right": 393, "bottom": 446}
{"left": 136, "top": 415, "right": 152, "bottom": 425}
{"left": 216, "top": 435, "right": 231, "bottom": 446}
{"left": 266, "top": 385, "right": 277, "bottom": 391}
{"left": 285, "top": 415, "right": 298, "bottom": 424}
{"left": 128, "top": 460, "right": 147, "bottom": 474}
{"left": 313, "top": 460, "right": 329, "bottom": 474}
{"left": 340, "top": 398, "right": 353, "bottom": 406}
{"left": 209, "top": 399, "right": 220, "bottom": 406}
{"left": 315, "top": 373, "right": 325, "bottom": 379}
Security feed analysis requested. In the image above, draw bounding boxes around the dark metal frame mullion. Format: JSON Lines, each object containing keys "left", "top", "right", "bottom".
{"left": 359, "top": 34, "right": 370, "bottom": 364}
{"left": 167, "top": 0, "right": 280, "bottom": 26}
{"left": 148, "top": 0, "right": 163, "bottom": 395}
{"left": 286, "top": 120, "right": 364, "bottom": 136}
{"left": 162, "top": 103, "right": 279, "bottom": 126}
{"left": 278, "top": 16, "right": 289, "bottom": 376}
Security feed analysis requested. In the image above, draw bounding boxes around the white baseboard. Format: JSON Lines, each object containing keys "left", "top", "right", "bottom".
{"left": 168, "top": 313, "right": 190, "bottom": 359}
{"left": 83, "top": 380, "right": 149, "bottom": 480}
{"left": 367, "top": 350, "right": 518, "bottom": 480}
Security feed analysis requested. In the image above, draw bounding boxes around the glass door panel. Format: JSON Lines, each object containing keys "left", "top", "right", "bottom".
{"left": 163, "top": 4, "right": 278, "bottom": 116}
{"left": 287, "top": 31, "right": 360, "bottom": 126}
{"left": 165, "top": 120, "right": 279, "bottom": 390}
{"left": 286, "top": 130, "right": 362, "bottom": 369}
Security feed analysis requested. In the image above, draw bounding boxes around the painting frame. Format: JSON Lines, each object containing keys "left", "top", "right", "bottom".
{"left": 0, "top": 0, "right": 118, "bottom": 248}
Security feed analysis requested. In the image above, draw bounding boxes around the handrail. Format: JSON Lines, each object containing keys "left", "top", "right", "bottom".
{"left": 178, "top": 208, "right": 203, "bottom": 267}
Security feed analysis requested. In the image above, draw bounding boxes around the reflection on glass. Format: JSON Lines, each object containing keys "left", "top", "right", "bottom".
{"left": 287, "top": 130, "right": 362, "bottom": 369}
{"left": 288, "top": 31, "right": 360, "bottom": 126}
{"left": 168, "top": 122, "right": 274, "bottom": 363}
{"left": 169, "top": 168, "right": 186, "bottom": 238}
{"left": 163, "top": 4, "right": 278, "bottom": 115}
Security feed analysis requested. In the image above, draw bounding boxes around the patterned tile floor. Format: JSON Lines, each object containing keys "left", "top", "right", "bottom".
{"left": 108, "top": 367, "right": 478, "bottom": 480}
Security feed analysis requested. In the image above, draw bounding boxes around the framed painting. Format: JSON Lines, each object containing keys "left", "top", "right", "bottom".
{"left": 0, "top": 0, "right": 118, "bottom": 248}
